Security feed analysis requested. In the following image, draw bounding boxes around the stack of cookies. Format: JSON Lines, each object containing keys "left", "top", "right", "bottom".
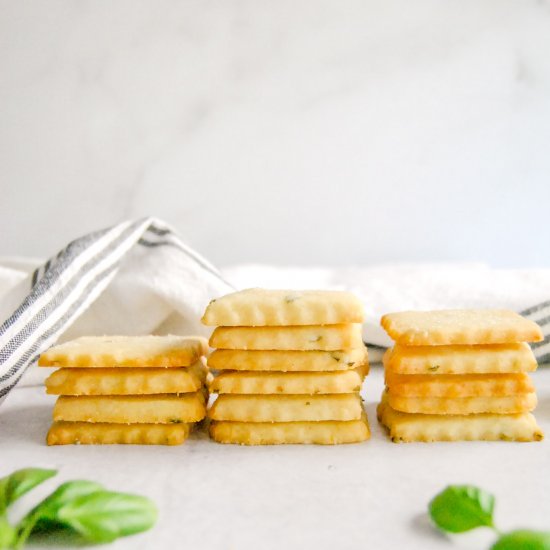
{"left": 40, "top": 335, "right": 209, "bottom": 445}
{"left": 378, "top": 309, "right": 544, "bottom": 443}
{"left": 202, "top": 289, "right": 370, "bottom": 445}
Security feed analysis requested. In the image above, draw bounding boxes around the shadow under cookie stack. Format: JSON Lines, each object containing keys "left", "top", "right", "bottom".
{"left": 40, "top": 335, "right": 208, "bottom": 445}
{"left": 202, "top": 289, "right": 370, "bottom": 445}
{"left": 377, "top": 309, "right": 544, "bottom": 443}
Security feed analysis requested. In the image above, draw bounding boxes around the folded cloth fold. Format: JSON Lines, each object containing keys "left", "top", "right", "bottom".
{"left": 0, "top": 218, "right": 233, "bottom": 404}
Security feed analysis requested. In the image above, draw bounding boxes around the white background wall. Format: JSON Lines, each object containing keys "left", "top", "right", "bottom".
{"left": 1, "top": 0, "right": 549, "bottom": 267}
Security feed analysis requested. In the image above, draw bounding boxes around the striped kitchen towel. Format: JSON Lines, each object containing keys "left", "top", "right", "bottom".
{"left": 0, "top": 218, "right": 233, "bottom": 404}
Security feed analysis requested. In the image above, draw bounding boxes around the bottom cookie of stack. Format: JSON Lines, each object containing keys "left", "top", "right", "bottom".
{"left": 377, "top": 392, "right": 543, "bottom": 443}
{"left": 210, "top": 416, "right": 369, "bottom": 445}
{"left": 47, "top": 422, "right": 193, "bottom": 446}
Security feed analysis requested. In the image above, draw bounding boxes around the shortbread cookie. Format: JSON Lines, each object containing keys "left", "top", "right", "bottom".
{"left": 384, "top": 343, "right": 537, "bottom": 375}
{"left": 45, "top": 361, "right": 207, "bottom": 395}
{"left": 39, "top": 335, "right": 209, "bottom": 368}
{"left": 47, "top": 421, "right": 192, "bottom": 445}
{"left": 53, "top": 392, "right": 206, "bottom": 424}
{"left": 202, "top": 288, "right": 364, "bottom": 326}
{"left": 209, "top": 417, "right": 370, "bottom": 445}
{"left": 385, "top": 372, "right": 535, "bottom": 398}
{"left": 210, "top": 324, "right": 363, "bottom": 351}
{"left": 377, "top": 400, "right": 543, "bottom": 442}
{"left": 210, "top": 364, "right": 368, "bottom": 395}
{"left": 386, "top": 391, "right": 537, "bottom": 415}
{"left": 209, "top": 393, "right": 363, "bottom": 422}
{"left": 208, "top": 348, "right": 368, "bottom": 372}
{"left": 381, "top": 310, "right": 543, "bottom": 346}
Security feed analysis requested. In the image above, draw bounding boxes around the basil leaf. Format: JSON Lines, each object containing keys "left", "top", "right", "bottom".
{"left": 55, "top": 490, "right": 157, "bottom": 543}
{"left": 429, "top": 485, "right": 495, "bottom": 533}
{"left": 26, "top": 480, "right": 104, "bottom": 519}
{"left": 491, "top": 530, "right": 550, "bottom": 550}
{"left": 0, "top": 468, "right": 56, "bottom": 513}
{"left": 15, "top": 480, "right": 104, "bottom": 547}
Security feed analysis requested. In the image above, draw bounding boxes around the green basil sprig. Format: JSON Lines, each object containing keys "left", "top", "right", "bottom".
{"left": 429, "top": 484, "right": 550, "bottom": 550}
{"left": 0, "top": 468, "right": 156, "bottom": 549}
{"left": 429, "top": 485, "right": 496, "bottom": 533}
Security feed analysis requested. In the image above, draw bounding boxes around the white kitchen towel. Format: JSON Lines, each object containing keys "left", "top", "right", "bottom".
{"left": 0, "top": 218, "right": 233, "bottom": 404}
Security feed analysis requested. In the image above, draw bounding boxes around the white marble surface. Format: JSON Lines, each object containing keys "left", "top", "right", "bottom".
{"left": 1, "top": 1, "right": 550, "bottom": 267}
{"left": 1, "top": 367, "right": 550, "bottom": 550}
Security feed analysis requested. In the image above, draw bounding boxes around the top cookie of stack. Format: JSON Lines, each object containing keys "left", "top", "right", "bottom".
{"left": 377, "top": 310, "right": 544, "bottom": 443}
{"left": 202, "top": 289, "right": 370, "bottom": 445}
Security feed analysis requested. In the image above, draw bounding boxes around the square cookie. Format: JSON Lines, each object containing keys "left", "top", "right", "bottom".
{"left": 381, "top": 310, "right": 543, "bottom": 346}
{"left": 210, "top": 324, "right": 364, "bottom": 351}
{"left": 209, "top": 417, "right": 370, "bottom": 445}
{"left": 208, "top": 348, "right": 368, "bottom": 372}
{"left": 209, "top": 393, "right": 364, "bottom": 422}
{"left": 53, "top": 392, "right": 206, "bottom": 424}
{"left": 386, "top": 390, "right": 537, "bottom": 415}
{"left": 383, "top": 343, "right": 537, "bottom": 375}
{"left": 385, "top": 372, "right": 535, "bottom": 398}
{"left": 47, "top": 421, "right": 192, "bottom": 445}
{"left": 202, "top": 288, "right": 364, "bottom": 326}
{"left": 45, "top": 361, "right": 207, "bottom": 395}
{"left": 39, "top": 335, "right": 209, "bottom": 368}
{"left": 210, "top": 364, "right": 368, "bottom": 395}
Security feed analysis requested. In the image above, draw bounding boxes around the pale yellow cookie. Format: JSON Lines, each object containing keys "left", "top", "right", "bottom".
{"left": 47, "top": 421, "right": 192, "bottom": 445}
{"left": 210, "top": 364, "right": 368, "bottom": 395}
{"left": 384, "top": 343, "right": 537, "bottom": 375}
{"left": 45, "top": 361, "right": 207, "bottom": 395}
{"left": 210, "top": 324, "right": 363, "bottom": 351}
{"left": 386, "top": 390, "right": 537, "bottom": 415}
{"left": 209, "top": 393, "right": 363, "bottom": 422}
{"left": 385, "top": 372, "right": 535, "bottom": 398}
{"left": 53, "top": 392, "right": 206, "bottom": 424}
{"left": 39, "top": 335, "right": 208, "bottom": 368}
{"left": 209, "top": 416, "right": 370, "bottom": 445}
{"left": 202, "top": 288, "right": 364, "bottom": 326}
{"left": 208, "top": 348, "right": 368, "bottom": 371}
{"left": 381, "top": 309, "right": 543, "bottom": 345}
{"left": 377, "top": 398, "right": 543, "bottom": 443}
